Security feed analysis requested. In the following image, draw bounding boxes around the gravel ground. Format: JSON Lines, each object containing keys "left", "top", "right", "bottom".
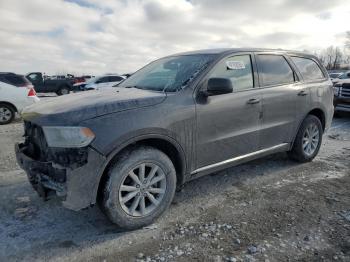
{"left": 0, "top": 112, "right": 349, "bottom": 262}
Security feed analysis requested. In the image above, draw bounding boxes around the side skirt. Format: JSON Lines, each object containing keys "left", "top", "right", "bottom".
{"left": 190, "top": 143, "right": 290, "bottom": 180}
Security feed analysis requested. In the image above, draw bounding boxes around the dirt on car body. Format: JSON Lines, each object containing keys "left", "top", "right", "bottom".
{"left": 0, "top": 116, "right": 350, "bottom": 261}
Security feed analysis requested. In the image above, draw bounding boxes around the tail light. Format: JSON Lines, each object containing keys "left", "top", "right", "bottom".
{"left": 28, "top": 88, "right": 37, "bottom": 97}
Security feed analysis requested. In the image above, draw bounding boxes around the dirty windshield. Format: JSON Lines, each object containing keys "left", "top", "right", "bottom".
{"left": 118, "top": 54, "right": 215, "bottom": 92}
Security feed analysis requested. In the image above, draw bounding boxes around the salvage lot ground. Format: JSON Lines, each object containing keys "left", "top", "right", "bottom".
{"left": 0, "top": 111, "right": 350, "bottom": 262}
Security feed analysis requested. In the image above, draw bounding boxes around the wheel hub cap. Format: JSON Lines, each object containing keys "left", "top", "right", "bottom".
{"left": 0, "top": 107, "right": 12, "bottom": 122}
{"left": 119, "top": 163, "right": 166, "bottom": 217}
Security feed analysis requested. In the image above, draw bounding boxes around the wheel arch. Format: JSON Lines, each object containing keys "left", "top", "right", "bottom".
{"left": 0, "top": 101, "right": 18, "bottom": 112}
{"left": 291, "top": 107, "right": 326, "bottom": 148}
{"left": 95, "top": 134, "right": 187, "bottom": 204}
{"left": 59, "top": 84, "right": 71, "bottom": 90}
{"left": 307, "top": 108, "right": 326, "bottom": 131}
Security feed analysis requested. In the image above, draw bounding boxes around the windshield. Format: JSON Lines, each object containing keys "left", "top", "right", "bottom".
{"left": 329, "top": 73, "right": 341, "bottom": 78}
{"left": 118, "top": 54, "right": 215, "bottom": 92}
{"left": 339, "top": 72, "right": 350, "bottom": 79}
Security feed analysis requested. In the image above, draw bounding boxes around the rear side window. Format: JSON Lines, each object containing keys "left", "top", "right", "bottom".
{"left": 291, "top": 56, "right": 324, "bottom": 81}
{"left": 209, "top": 54, "right": 254, "bottom": 91}
{"left": 257, "top": 55, "right": 295, "bottom": 86}
{"left": 109, "top": 76, "right": 123, "bottom": 82}
{"left": 0, "top": 74, "right": 27, "bottom": 86}
{"left": 98, "top": 77, "right": 110, "bottom": 83}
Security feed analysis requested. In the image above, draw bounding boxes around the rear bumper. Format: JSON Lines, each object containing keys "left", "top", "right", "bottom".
{"left": 15, "top": 143, "right": 106, "bottom": 210}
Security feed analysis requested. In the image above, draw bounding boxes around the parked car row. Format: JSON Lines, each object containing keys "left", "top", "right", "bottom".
{"left": 0, "top": 70, "right": 131, "bottom": 124}
{"left": 73, "top": 74, "right": 126, "bottom": 91}
{"left": 27, "top": 72, "right": 129, "bottom": 94}
{"left": 0, "top": 73, "right": 39, "bottom": 124}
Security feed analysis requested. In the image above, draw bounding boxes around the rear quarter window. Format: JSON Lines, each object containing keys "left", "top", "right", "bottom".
{"left": 291, "top": 56, "right": 325, "bottom": 81}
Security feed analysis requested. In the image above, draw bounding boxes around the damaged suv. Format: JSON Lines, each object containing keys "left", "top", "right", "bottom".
{"left": 16, "top": 49, "right": 333, "bottom": 229}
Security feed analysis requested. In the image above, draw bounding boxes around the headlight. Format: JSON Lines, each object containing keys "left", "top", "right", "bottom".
{"left": 42, "top": 126, "right": 95, "bottom": 148}
{"left": 333, "top": 86, "right": 340, "bottom": 96}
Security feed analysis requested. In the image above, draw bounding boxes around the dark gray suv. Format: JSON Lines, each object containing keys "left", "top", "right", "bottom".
{"left": 16, "top": 49, "right": 334, "bottom": 229}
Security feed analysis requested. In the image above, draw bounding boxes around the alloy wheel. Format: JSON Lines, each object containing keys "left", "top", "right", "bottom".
{"left": 0, "top": 107, "right": 13, "bottom": 123}
{"left": 302, "top": 123, "right": 320, "bottom": 156}
{"left": 119, "top": 163, "right": 167, "bottom": 217}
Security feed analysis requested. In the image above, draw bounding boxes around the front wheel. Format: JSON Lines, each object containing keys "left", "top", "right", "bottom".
{"left": 101, "top": 146, "right": 177, "bottom": 229}
{"left": 288, "top": 115, "right": 323, "bottom": 162}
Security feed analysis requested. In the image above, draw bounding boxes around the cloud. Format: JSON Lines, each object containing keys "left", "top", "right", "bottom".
{"left": 0, "top": 0, "right": 349, "bottom": 75}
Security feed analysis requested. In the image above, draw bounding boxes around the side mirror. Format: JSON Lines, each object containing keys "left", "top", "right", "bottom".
{"left": 207, "top": 78, "right": 233, "bottom": 96}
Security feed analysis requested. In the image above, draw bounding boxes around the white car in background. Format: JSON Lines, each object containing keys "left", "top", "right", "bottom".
{"left": 84, "top": 74, "right": 125, "bottom": 90}
{"left": 0, "top": 73, "right": 40, "bottom": 124}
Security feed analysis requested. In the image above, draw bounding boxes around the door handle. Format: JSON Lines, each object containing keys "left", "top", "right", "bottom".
{"left": 247, "top": 98, "right": 261, "bottom": 104}
{"left": 297, "top": 90, "right": 308, "bottom": 96}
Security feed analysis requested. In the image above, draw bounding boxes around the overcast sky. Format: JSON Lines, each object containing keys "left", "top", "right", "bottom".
{"left": 0, "top": 0, "right": 349, "bottom": 75}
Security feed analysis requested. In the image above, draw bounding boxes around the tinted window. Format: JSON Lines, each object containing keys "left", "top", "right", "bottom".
{"left": 291, "top": 57, "right": 324, "bottom": 81}
{"left": 27, "top": 73, "right": 40, "bottom": 81}
{"left": 329, "top": 73, "right": 341, "bottom": 78}
{"left": 97, "top": 77, "right": 110, "bottom": 83}
{"left": 258, "top": 55, "right": 295, "bottom": 86}
{"left": 209, "top": 55, "right": 254, "bottom": 91}
{"left": 0, "top": 74, "right": 27, "bottom": 86}
{"left": 109, "top": 76, "right": 123, "bottom": 82}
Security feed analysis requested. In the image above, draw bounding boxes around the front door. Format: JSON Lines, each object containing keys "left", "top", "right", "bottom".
{"left": 195, "top": 54, "right": 262, "bottom": 169}
{"left": 27, "top": 73, "right": 44, "bottom": 92}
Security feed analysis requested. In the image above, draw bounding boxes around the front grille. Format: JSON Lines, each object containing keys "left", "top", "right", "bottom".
{"left": 340, "top": 83, "right": 350, "bottom": 98}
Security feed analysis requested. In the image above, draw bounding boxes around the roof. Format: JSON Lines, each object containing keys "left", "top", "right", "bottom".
{"left": 171, "top": 48, "right": 313, "bottom": 57}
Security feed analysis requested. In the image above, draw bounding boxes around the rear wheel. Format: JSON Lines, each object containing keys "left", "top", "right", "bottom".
{"left": 0, "top": 103, "right": 15, "bottom": 125}
{"left": 57, "top": 86, "right": 70, "bottom": 95}
{"left": 288, "top": 115, "right": 323, "bottom": 162}
{"left": 101, "top": 146, "right": 176, "bottom": 229}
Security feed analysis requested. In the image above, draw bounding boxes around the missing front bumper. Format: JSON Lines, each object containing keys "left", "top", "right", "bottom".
{"left": 15, "top": 143, "right": 106, "bottom": 211}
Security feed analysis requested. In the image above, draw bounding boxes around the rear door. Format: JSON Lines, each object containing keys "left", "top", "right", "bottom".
{"left": 255, "top": 53, "right": 309, "bottom": 149}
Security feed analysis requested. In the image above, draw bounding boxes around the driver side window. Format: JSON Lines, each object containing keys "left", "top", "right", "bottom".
{"left": 209, "top": 55, "right": 254, "bottom": 91}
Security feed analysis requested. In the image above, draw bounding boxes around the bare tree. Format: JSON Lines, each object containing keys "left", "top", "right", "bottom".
{"left": 316, "top": 46, "right": 345, "bottom": 70}
{"left": 346, "top": 31, "right": 350, "bottom": 49}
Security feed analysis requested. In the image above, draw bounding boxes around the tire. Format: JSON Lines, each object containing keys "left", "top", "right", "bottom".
{"left": 101, "top": 146, "right": 177, "bottom": 229}
{"left": 0, "top": 103, "right": 15, "bottom": 125}
{"left": 57, "top": 86, "right": 70, "bottom": 96}
{"left": 288, "top": 115, "right": 323, "bottom": 163}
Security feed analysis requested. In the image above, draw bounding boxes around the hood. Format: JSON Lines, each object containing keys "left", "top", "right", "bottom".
{"left": 22, "top": 88, "right": 166, "bottom": 125}
{"left": 333, "top": 79, "right": 350, "bottom": 85}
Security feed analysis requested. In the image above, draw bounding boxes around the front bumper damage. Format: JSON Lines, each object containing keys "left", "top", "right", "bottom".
{"left": 15, "top": 143, "right": 106, "bottom": 211}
